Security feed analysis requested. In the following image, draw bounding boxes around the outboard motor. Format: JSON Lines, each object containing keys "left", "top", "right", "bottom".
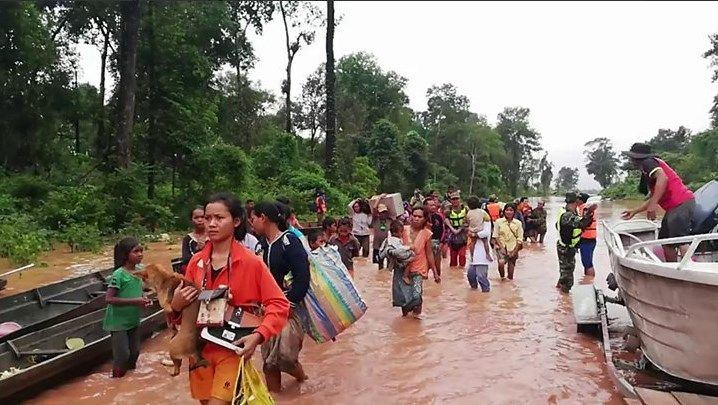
{"left": 692, "top": 180, "right": 718, "bottom": 235}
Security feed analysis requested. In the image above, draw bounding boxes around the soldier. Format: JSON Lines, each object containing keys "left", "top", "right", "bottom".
{"left": 555, "top": 192, "right": 596, "bottom": 293}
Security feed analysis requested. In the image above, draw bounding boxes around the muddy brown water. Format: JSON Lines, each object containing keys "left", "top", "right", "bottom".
{"left": 7, "top": 199, "right": 645, "bottom": 404}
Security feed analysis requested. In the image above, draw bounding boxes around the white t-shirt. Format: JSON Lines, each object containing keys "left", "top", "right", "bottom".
{"left": 471, "top": 222, "right": 493, "bottom": 265}
{"left": 242, "top": 233, "right": 260, "bottom": 254}
{"left": 352, "top": 213, "right": 372, "bottom": 236}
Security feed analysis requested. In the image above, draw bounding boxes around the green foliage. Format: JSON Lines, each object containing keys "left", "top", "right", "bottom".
{"left": 59, "top": 223, "right": 103, "bottom": 253}
{"left": 4, "top": 175, "right": 53, "bottom": 206}
{"left": 584, "top": 137, "right": 620, "bottom": 188}
{"left": 601, "top": 173, "right": 643, "bottom": 200}
{"left": 347, "top": 157, "right": 379, "bottom": 198}
{"left": 0, "top": 215, "right": 52, "bottom": 265}
{"left": 367, "top": 119, "right": 405, "bottom": 192}
{"left": 40, "top": 185, "right": 106, "bottom": 231}
{"left": 554, "top": 166, "right": 579, "bottom": 193}
{"left": 496, "top": 107, "right": 543, "bottom": 196}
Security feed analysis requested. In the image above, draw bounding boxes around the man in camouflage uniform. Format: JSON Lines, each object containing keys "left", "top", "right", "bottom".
{"left": 556, "top": 192, "right": 596, "bottom": 293}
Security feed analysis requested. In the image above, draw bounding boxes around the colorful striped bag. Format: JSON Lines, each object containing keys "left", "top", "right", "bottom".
{"left": 297, "top": 244, "right": 367, "bottom": 343}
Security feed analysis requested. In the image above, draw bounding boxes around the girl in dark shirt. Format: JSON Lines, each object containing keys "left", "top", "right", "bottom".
{"left": 250, "top": 201, "right": 310, "bottom": 392}
{"left": 180, "top": 206, "right": 208, "bottom": 272}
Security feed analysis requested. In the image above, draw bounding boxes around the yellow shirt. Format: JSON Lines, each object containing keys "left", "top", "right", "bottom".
{"left": 492, "top": 217, "right": 523, "bottom": 251}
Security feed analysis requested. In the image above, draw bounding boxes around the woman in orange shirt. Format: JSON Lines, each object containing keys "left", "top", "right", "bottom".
{"left": 170, "top": 193, "right": 289, "bottom": 405}
{"left": 403, "top": 207, "right": 440, "bottom": 318}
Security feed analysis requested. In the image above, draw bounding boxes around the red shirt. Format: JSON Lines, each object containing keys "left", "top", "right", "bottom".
{"left": 177, "top": 240, "right": 290, "bottom": 344}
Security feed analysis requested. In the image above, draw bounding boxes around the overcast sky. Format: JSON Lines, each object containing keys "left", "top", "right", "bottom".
{"left": 77, "top": 1, "right": 718, "bottom": 189}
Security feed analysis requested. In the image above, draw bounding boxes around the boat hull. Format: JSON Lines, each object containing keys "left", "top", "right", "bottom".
{"left": 0, "top": 270, "right": 113, "bottom": 343}
{"left": 0, "top": 304, "right": 165, "bottom": 401}
{"left": 611, "top": 250, "right": 718, "bottom": 386}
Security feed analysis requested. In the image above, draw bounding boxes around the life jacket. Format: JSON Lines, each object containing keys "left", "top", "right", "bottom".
{"left": 556, "top": 208, "right": 582, "bottom": 248}
{"left": 577, "top": 204, "right": 597, "bottom": 240}
{"left": 448, "top": 206, "right": 468, "bottom": 228}
{"left": 646, "top": 159, "right": 694, "bottom": 211}
{"left": 486, "top": 203, "right": 501, "bottom": 221}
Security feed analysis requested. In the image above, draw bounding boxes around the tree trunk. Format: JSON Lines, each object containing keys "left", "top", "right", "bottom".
{"left": 280, "top": 1, "right": 293, "bottom": 134}
{"left": 115, "top": 0, "right": 141, "bottom": 169}
{"left": 469, "top": 147, "right": 476, "bottom": 195}
{"left": 146, "top": 2, "right": 157, "bottom": 199}
{"left": 97, "top": 28, "right": 109, "bottom": 162}
{"left": 73, "top": 68, "right": 80, "bottom": 154}
{"left": 324, "top": 0, "right": 336, "bottom": 174}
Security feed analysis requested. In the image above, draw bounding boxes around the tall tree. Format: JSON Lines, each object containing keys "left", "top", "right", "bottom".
{"left": 278, "top": 1, "right": 323, "bottom": 134}
{"left": 495, "top": 107, "right": 542, "bottom": 196}
{"left": 554, "top": 166, "right": 579, "bottom": 192}
{"left": 647, "top": 126, "right": 691, "bottom": 153}
{"left": 297, "top": 66, "right": 325, "bottom": 152}
{"left": 584, "top": 137, "right": 620, "bottom": 188}
{"left": 115, "top": 0, "right": 141, "bottom": 168}
{"left": 402, "top": 130, "right": 430, "bottom": 194}
{"left": 324, "top": 0, "right": 336, "bottom": 174}
{"left": 704, "top": 34, "right": 718, "bottom": 128}
{"left": 538, "top": 153, "right": 553, "bottom": 195}
{"left": 367, "top": 119, "right": 404, "bottom": 191}
{"left": 226, "top": 1, "right": 275, "bottom": 147}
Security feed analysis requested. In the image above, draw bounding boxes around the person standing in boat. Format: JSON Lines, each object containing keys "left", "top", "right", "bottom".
{"left": 556, "top": 192, "right": 596, "bottom": 293}
{"left": 621, "top": 143, "right": 696, "bottom": 262}
{"left": 577, "top": 193, "right": 597, "bottom": 276}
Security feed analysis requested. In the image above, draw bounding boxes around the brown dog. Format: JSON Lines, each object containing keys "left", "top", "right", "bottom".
{"left": 136, "top": 263, "right": 206, "bottom": 376}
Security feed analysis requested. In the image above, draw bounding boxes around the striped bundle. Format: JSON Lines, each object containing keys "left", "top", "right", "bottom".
{"left": 299, "top": 245, "right": 367, "bottom": 343}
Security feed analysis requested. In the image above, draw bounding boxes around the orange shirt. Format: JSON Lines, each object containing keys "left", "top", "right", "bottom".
{"left": 404, "top": 227, "right": 433, "bottom": 277}
{"left": 182, "top": 240, "right": 290, "bottom": 345}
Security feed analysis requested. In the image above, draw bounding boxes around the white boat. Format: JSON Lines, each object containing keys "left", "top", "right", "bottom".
{"left": 603, "top": 219, "right": 718, "bottom": 387}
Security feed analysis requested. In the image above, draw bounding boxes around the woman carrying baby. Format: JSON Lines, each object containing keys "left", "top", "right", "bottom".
{"left": 170, "top": 193, "right": 289, "bottom": 405}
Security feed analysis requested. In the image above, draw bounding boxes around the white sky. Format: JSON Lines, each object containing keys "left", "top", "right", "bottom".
{"left": 77, "top": 1, "right": 718, "bottom": 189}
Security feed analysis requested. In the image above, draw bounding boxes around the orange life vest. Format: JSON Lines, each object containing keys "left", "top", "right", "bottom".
{"left": 486, "top": 203, "right": 501, "bottom": 221}
{"left": 578, "top": 203, "right": 597, "bottom": 239}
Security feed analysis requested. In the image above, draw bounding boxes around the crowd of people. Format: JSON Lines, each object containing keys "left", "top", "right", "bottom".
{"left": 97, "top": 141, "right": 702, "bottom": 403}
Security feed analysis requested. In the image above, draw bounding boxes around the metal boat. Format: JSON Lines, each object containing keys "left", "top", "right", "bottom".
{"left": 0, "top": 303, "right": 164, "bottom": 401}
{"left": 0, "top": 269, "right": 113, "bottom": 342}
{"left": 603, "top": 219, "right": 718, "bottom": 387}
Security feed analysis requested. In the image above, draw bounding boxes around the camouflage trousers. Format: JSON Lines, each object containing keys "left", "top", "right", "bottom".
{"left": 556, "top": 243, "right": 577, "bottom": 292}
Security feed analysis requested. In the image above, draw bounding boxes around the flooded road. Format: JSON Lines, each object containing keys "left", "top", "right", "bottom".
{"left": 21, "top": 198, "right": 642, "bottom": 404}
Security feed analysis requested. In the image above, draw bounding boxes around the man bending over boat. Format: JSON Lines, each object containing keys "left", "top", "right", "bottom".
{"left": 620, "top": 143, "right": 695, "bottom": 262}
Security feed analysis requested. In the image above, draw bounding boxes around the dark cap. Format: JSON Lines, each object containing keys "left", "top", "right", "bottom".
{"left": 623, "top": 142, "right": 656, "bottom": 160}
{"left": 565, "top": 192, "right": 579, "bottom": 204}
{"left": 578, "top": 192, "right": 590, "bottom": 203}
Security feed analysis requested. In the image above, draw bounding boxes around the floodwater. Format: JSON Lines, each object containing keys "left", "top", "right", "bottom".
{"left": 15, "top": 198, "right": 644, "bottom": 404}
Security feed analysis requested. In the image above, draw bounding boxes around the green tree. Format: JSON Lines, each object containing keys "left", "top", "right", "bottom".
{"left": 496, "top": 107, "right": 542, "bottom": 196}
{"left": 538, "top": 153, "right": 553, "bottom": 195}
{"left": 402, "top": 130, "right": 430, "bottom": 194}
{"left": 296, "top": 65, "right": 325, "bottom": 152}
{"left": 278, "top": 1, "right": 324, "bottom": 134}
{"left": 647, "top": 126, "right": 691, "bottom": 153}
{"left": 554, "top": 166, "right": 579, "bottom": 192}
{"left": 584, "top": 137, "right": 620, "bottom": 188}
{"left": 367, "top": 119, "right": 405, "bottom": 192}
{"left": 324, "top": 0, "right": 337, "bottom": 176}
{"left": 115, "top": 0, "right": 141, "bottom": 168}
{"left": 703, "top": 34, "right": 718, "bottom": 127}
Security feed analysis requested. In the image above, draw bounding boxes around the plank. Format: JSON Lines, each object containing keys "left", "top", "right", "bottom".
{"left": 671, "top": 392, "right": 718, "bottom": 405}
{"left": 635, "top": 387, "right": 681, "bottom": 405}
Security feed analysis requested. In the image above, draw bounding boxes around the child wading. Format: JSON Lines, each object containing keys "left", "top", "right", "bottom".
{"left": 104, "top": 237, "right": 152, "bottom": 378}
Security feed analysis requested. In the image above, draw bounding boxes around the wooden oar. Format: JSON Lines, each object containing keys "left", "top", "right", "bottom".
{"left": 0, "top": 263, "right": 36, "bottom": 278}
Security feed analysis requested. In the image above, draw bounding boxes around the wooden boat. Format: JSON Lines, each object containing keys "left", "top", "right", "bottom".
{"left": 0, "top": 303, "right": 164, "bottom": 401}
{"left": 603, "top": 219, "right": 718, "bottom": 387}
{"left": 0, "top": 269, "right": 113, "bottom": 343}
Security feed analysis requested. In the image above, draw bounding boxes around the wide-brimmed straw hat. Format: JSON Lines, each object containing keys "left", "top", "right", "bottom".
{"left": 623, "top": 142, "right": 657, "bottom": 159}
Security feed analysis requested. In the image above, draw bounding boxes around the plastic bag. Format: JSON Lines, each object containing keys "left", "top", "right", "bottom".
{"left": 232, "top": 357, "right": 275, "bottom": 405}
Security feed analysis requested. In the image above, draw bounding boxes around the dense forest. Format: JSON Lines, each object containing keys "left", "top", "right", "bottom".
{"left": 1, "top": 1, "right": 717, "bottom": 265}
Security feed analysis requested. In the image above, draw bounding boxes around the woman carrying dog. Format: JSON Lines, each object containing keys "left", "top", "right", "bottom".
{"left": 170, "top": 193, "right": 290, "bottom": 405}
{"left": 251, "top": 201, "right": 311, "bottom": 392}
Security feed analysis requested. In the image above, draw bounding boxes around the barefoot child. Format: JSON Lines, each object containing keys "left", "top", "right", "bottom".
{"left": 465, "top": 196, "right": 492, "bottom": 262}
{"left": 104, "top": 237, "right": 152, "bottom": 378}
{"left": 380, "top": 220, "right": 415, "bottom": 285}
